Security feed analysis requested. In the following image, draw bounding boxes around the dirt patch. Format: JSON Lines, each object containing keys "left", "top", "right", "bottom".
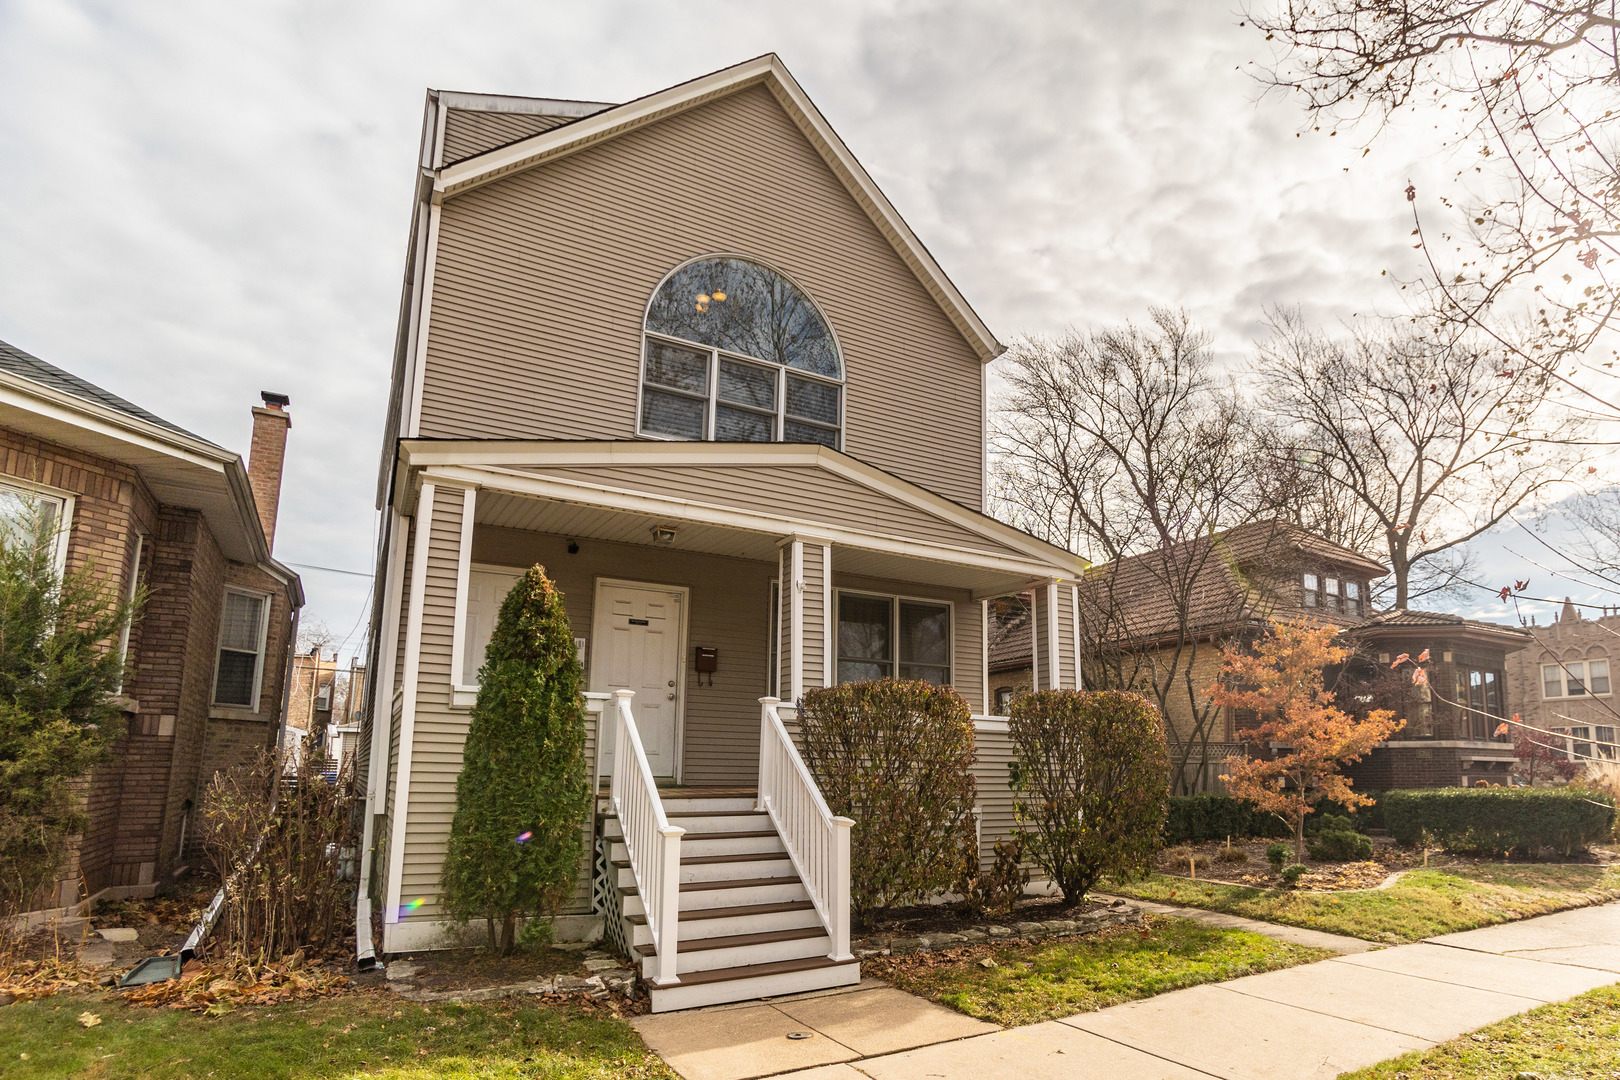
{"left": 392, "top": 947, "right": 589, "bottom": 992}
{"left": 857, "top": 896, "right": 1109, "bottom": 936}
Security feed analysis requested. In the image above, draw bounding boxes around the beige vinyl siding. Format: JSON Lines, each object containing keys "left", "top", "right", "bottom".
{"left": 971, "top": 724, "right": 1020, "bottom": 871}
{"left": 472, "top": 526, "right": 776, "bottom": 787}
{"left": 397, "top": 486, "right": 465, "bottom": 920}
{"left": 441, "top": 109, "right": 574, "bottom": 164}
{"left": 511, "top": 463, "right": 1011, "bottom": 556}
{"left": 1058, "top": 587, "right": 1078, "bottom": 691}
{"left": 419, "top": 85, "right": 985, "bottom": 508}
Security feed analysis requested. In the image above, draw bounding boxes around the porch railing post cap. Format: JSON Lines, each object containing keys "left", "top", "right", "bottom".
{"left": 613, "top": 688, "right": 636, "bottom": 699}
{"left": 759, "top": 696, "right": 780, "bottom": 705}
{"left": 832, "top": 816, "right": 855, "bottom": 828}
{"left": 658, "top": 825, "right": 686, "bottom": 837}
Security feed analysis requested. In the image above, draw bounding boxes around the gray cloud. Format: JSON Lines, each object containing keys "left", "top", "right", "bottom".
{"left": 0, "top": 0, "right": 1473, "bottom": 650}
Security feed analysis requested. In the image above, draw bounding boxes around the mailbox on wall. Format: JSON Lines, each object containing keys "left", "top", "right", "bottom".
{"left": 695, "top": 647, "right": 718, "bottom": 685}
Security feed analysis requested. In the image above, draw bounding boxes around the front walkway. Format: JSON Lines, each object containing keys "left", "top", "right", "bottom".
{"left": 635, "top": 903, "right": 1620, "bottom": 1080}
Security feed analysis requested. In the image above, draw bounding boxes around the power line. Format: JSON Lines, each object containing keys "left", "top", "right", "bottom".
{"left": 287, "top": 561, "right": 374, "bottom": 578}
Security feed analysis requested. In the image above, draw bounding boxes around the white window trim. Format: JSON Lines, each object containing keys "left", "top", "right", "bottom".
{"left": 1542, "top": 658, "right": 1612, "bottom": 699}
{"left": 115, "top": 531, "right": 145, "bottom": 695}
{"left": 833, "top": 587, "right": 954, "bottom": 686}
{"left": 0, "top": 476, "right": 75, "bottom": 581}
{"left": 211, "top": 586, "right": 272, "bottom": 712}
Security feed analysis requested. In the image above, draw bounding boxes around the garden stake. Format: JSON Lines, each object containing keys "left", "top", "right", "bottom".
{"left": 1189, "top": 857, "right": 1196, "bottom": 881}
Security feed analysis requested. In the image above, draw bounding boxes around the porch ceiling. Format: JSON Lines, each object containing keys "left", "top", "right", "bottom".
{"left": 475, "top": 489, "right": 1040, "bottom": 596}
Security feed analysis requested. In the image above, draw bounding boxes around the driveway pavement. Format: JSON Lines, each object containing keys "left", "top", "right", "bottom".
{"left": 635, "top": 903, "right": 1620, "bottom": 1080}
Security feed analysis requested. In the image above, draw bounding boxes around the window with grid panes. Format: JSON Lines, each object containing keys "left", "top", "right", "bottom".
{"left": 642, "top": 257, "right": 842, "bottom": 448}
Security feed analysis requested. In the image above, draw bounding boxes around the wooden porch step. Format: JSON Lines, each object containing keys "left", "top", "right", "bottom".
{"left": 627, "top": 900, "right": 817, "bottom": 926}
{"left": 611, "top": 852, "right": 790, "bottom": 870}
{"left": 633, "top": 925, "right": 827, "bottom": 958}
{"left": 665, "top": 810, "right": 768, "bottom": 819}
{"left": 654, "top": 953, "right": 858, "bottom": 989}
{"left": 621, "top": 875, "right": 802, "bottom": 897}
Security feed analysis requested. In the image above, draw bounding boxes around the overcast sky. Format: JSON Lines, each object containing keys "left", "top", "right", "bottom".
{"left": 0, "top": 0, "right": 1599, "bottom": 656}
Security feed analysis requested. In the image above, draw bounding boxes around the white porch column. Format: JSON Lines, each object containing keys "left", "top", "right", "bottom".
{"left": 1029, "top": 580, "right": 1080, "bottom": 692}
{"left": 778, "top": 535, "right": 832, "bottom": 701}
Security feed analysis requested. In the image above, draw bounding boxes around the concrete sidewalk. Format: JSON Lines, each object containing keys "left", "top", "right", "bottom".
{"left": 640, "top": 903, "right": 1620, "bottom": 1080}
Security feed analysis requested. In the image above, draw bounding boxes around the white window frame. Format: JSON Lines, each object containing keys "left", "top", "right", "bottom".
{"left": 115, "top": 531, "right": 145, "bottom": 695}
{"left": 636, "top": 255, "right": 845, "bottom": 450}
{"left": 833, "top": 588, "right": 954, "bottom": 687}
{"left": 1542, "top": 658, "right": 1611, "bottom": 699}
{"left": 211, "top": 586, "right": 272, "bottom": 712}
{"left": 0, "top": 476, "right": 75, "bottom": 580}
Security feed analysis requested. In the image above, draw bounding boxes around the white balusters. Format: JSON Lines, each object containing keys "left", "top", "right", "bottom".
{"left": 757, "top": 697, "right": 853, "bottom": 962}
{"left": 608, "top": 689, "right": 683, "bottom": 986}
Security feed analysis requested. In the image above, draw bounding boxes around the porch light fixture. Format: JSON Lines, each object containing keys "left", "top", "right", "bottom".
{"left": 650, "top": 525, "right": 678, "bottom": 547}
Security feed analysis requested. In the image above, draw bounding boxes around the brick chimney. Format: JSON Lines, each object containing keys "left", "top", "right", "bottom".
{"left": 248, "top": 392, "right": 291, "bottom": 550}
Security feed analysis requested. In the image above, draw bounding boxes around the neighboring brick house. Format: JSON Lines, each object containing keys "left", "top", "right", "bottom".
{"left": 285, "top": 649, "right": 341, "bottom": 764}
{"left": 990, "top": 519, "right": 1531, "bottom": 790}
{"left": 1504, "top": 599, "right": 1618, "bottom": 766}
{"left": 0, "top": 338, "right": 303, "bottom": 915}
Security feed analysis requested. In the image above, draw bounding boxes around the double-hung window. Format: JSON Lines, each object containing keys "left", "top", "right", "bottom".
{"left": 1542, "top": 659, "right": 1611, "bottom": 698}
{"left": 835, "top": 591, "right": 952, "bottom": 686}
{"left": 641, "top": 256, "right": 843, "bottom": 448}
{"left": 213, "top": 589, "right": 269, "bottom": 709}
{"left": 1301, "top": 573, "right": 1320, "bottom": 607}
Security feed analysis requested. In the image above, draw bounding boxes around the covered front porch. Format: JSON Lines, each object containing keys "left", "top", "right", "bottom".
{"left": 375, "top": 441, "right": 1085, "bottom": 1006}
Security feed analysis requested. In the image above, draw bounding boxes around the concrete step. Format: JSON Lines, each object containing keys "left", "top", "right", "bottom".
{"left": 638, "top": 926, "right": 832, "bottom": 977}
{"left": 647, "top": 955, "right": 861, "bottom": 1013}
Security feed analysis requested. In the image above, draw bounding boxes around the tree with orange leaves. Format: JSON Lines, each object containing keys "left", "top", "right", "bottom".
{"left": 1213, "top": 620, "right": 1405, "bottom": 863}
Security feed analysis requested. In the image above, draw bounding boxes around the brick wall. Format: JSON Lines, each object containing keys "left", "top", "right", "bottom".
{"left": 246, "top": 406, "right": 290, "bottom": 547}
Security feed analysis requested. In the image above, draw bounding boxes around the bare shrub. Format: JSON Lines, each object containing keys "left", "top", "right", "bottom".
{"left": 960, "top": 834, "right": 1030, "bottom": 917}
{"left": 200, "top": 741, "right": 356, "bottom": 958}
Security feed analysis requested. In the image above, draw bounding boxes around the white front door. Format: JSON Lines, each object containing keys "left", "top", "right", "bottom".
{"left": 592, "top": 580, "right": 686, "bottom": 781}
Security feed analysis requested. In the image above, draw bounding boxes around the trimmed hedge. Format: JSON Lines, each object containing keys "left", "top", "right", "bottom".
{"left": 1383, "top": 787, "right": 1617, "bottom": 857}
{"left": 1165, "top": 794, "right": 1290, "bottom": 843}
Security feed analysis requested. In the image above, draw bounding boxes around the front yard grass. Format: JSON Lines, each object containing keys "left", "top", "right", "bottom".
{"left": 1337, "top": 982, "right": 1620, "bottom": 1079}
{"left": 0, "top": 990, "right": 674, "bottom": 1080}
{"left": 865, "top": 914, "right": 1332, "bottom": 1026}
{"left": 1109, "top": 863, "right": 1620, "bottom": 943}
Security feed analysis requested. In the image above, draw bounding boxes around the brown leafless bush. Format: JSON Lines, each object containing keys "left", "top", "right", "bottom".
{"left": 199, "top": 741, "right": 356, "bottom": 959}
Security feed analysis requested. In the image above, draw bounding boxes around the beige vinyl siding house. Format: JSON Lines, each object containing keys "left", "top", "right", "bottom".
{"left": 358, "top": 55, "right": 1086, "bottom": 1010}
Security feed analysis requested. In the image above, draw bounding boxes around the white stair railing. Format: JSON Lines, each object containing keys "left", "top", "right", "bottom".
{"left": 756, "top": 697, "right": 853, "bottom": 962}
{"left": 608, "top": 689, "right": 684, "bottom": 985}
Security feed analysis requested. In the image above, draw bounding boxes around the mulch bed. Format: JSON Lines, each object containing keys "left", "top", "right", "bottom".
{"left": 391, "top": 947, "right": 589, "bottom": 993}
{"left": 858, "top": 896, "right": 1109, "bottom": 936}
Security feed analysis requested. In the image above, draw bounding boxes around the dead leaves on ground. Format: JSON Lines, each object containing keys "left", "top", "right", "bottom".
{"left": 0, "top": 955, "right": 102, "bottom": 1004}
{"left": 124, "top": 950, "right": 350, "bottom": 1013}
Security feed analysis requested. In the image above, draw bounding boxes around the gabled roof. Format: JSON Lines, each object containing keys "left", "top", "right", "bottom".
{"left": 428, "top": 54, "right": 1003, "bottom": 363}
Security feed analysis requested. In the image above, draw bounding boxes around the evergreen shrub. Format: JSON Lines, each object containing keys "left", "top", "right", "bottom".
{"left": 1382, "top": 787, "right": 1615, "bottom": 858}
{"left": 1008, "top": 689, "right": 1169, "bottom": 902}
{"left": 1307, "top": 815, "right": 1374, "bottom": 861}
{"left": 440, "top": 566, "right": 592, "bottom": 954}
{"left": 1165, "top": 794, "right": 1291, "bottom": 843}
{"left": 799, "top": 679, "right": 977, "bottom": 925}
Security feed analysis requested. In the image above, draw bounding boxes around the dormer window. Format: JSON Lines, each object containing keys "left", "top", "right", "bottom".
{"left": 1302, "top": 572, "right": 1320, "bottom": 607}
{"left": 1345, "top": 580, "right": 1362, "bottom": 617}
{"left": 641, "top": 256, "right": 843, "bottom": 448}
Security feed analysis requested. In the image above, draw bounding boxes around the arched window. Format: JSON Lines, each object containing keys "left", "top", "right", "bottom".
{"left": 640, "top": 256, "right": 843, "bottom": 448}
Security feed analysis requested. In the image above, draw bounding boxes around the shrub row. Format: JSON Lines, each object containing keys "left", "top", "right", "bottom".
{"left": 1165, "top": 794, "right": 1291, "bottom": 843}
{"left": 1383, "top": 787, "right": 1617, "bottom": 857}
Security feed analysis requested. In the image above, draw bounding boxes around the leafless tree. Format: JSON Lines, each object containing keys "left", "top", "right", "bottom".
{"left": 1255, "top": 309, "right": 1582, "bottom": 609}
{"left": 1249, "top": 0, "right": 1620, "bottom": 428}
{"left": 993, "top": 309, "right": 1288, "bottom": 792}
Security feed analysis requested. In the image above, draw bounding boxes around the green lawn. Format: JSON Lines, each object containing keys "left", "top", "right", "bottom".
{"left": 1338, "top": 983, "right": 1620, "bottom": 1079}
{"left": 0, "top": 991, "right": 674, "bottom": 1080}
{"left": 1109, "top": 863, "right": 1620, "bottom": 943}
{"left": 865, "top": 915, "right": 1332, "bottom": 1026}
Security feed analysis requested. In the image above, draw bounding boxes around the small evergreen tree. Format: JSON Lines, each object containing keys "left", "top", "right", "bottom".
{"left": 0, "top": 508, "right": 140, "bottom": 923}
{"left": 440, "top": 565, "right": 591, "bottom": 954}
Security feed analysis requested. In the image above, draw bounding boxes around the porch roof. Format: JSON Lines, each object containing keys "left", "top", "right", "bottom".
{"left": 397, "top": 439, "right": 1086, "bottom": 595}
